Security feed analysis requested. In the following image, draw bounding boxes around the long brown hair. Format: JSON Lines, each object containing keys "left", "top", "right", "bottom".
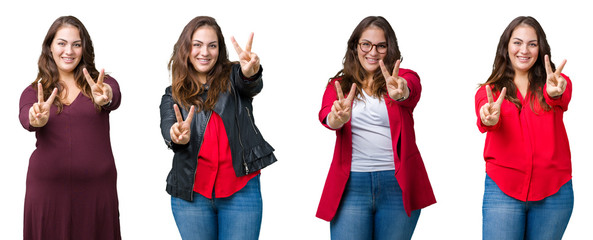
{"left": 169, "top": 16, "right": 232, "bottom": 111}
{"left": 33, "top": 15, "right": 102, "bottom": 113}
{"left": 482, "top": 16, "right": 554, "bottom": 112}
{"left": 334, "top": 16, "right": 402, "bottom": 99}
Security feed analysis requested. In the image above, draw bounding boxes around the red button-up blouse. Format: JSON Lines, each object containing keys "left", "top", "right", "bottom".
{"left": 475, "top": 74, "right": 572, "bottom": 201}
{"left": 193, "top": 112, "right": 259, "bottom": 199}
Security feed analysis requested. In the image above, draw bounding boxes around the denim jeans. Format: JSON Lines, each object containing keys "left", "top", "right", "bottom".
{"left": 483, "top": 174, "right": 573, "bottom": 240}
{"left": 171, "top": 175, "right": 262, "bottom": 240}
{"left": 330, "top": 171, "right": 421, "bottom": 240}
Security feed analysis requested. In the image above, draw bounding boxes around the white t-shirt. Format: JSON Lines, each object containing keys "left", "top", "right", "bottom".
{"left": 350, "top": 90, "right": 396, "bottom": 172}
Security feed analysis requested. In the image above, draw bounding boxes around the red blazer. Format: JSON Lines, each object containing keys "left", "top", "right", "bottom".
{"left": 316, "top": 68, "right": 436, "bottom": 221}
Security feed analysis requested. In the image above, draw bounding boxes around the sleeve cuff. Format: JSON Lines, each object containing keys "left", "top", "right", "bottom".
{"left": 239, "top": 67, "right": 263, "bottom": 81}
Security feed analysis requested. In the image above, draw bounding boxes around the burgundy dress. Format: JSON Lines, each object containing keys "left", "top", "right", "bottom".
{"left": 18, "top": 76, "right": 122, "bottom": 240}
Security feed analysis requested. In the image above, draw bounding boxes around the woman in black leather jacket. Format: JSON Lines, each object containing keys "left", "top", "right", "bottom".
{"left": 159, "top": 16, "right": 276, "bottom": 240}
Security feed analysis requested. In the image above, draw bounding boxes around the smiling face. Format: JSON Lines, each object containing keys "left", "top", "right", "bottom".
{"left": 51, "top": 25, "right": 82, "bottom": 77}
{"left": 357, "top": 26, "right": 387, "bottom": 75}
{"left": 508, "top": 24, "right": 539, "bottom": 75}
{"left": 190, "top": 26, "right": 219, "bottom": 83}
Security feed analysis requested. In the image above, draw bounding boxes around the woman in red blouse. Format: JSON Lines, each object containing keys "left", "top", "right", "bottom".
{"left": 159, "top": 16, "right": 276, "bottom": 240}
{"left": 476, "top": 16, "right": 573, "bottom": 240}
{"left": 317, "top": 16, "right": 436, "bottom": 239}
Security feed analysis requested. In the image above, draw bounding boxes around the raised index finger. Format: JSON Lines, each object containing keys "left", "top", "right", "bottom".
{"left": 46, "top": 88, "right": 58, "bottom": 105}
{"left": 495, "top": 87, "right": 507, "bottom": 106}
{"left": 96, "top": 69, "right": 105, "bottom": 86}
{"left": 555, "top": 59, "right": 567, "bottom": 75}
{"left": 184, "top": 105, "right": 195, "bottom": 124}
{"left": 245, "top": 32, "right": 254, "bottom": 53}
{"left": 83, "top": 68, "right": 95, "bottom": 87}
{"left": 231, "top": 36, "right": 243, "bottom": 56}
{"left": 346, "top": 83, "right": 357, "bottom": 102}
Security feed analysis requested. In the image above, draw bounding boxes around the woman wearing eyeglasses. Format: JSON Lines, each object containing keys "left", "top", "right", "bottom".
{"left": 316, "top": 16, "right": 436, "bottom": 239}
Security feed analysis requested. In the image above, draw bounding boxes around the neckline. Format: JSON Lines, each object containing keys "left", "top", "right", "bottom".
{"left": 63, "top": 91, "right": 83, "bottom": 106}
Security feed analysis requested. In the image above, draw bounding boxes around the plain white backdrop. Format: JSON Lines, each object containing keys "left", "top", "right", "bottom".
{"left": 1, "top": 0, "right": 591, "bottom": 239}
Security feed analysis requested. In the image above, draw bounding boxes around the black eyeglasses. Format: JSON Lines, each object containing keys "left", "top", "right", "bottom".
{"left": 358, "top": 41, "right": 388, "bottom": 53}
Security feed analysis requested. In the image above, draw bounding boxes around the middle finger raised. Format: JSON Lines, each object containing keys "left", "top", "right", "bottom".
{"left": 334, "top": 81, "right": 345, "bottom": 100}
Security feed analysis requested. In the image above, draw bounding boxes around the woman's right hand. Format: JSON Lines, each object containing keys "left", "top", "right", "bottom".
{"left": 29, "top": 82, "right": 58, "bottom": 127}
{"left": 327, "top": 82, "right": 356, "bottom": 129}
{"left": 170, "top": 104, "right": 195, "bottom": 145}
{"left": 480, "top": 85, "right": 507, "bottom": 126}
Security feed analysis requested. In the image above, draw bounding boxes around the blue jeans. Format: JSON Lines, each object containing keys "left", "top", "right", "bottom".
{"left": 483, "top": 174, "right": 573, "bottom": 240}
{"left": 171, "top": 175, "right": 262, "bottom": 240}
{"left": 331, "top": 171, "right": 420, "bottom": 240}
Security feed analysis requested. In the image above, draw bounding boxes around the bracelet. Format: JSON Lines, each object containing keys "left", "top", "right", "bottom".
{"left": 396, "top": 87, "right": 410, "bottom": 101}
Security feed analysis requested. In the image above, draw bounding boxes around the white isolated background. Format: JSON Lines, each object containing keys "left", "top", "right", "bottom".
{"left": 1, "top": 0, "right": 590, "bottom": 239}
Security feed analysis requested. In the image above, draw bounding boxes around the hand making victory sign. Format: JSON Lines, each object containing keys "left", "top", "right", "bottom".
{"left": 84, "top": 68, "right": 113, "bottom": 106}
{"left": 545, "top": 55, "right": 567, "bottom": 98}
{"left": 231, "top": 33, "right": 260, "bottom": 78}
{"left": 170, "top": 104, "right": 195, "bottom": 145}
{"left": 480, "top": 85, "right": 507, "bottom": 126}
{"left": 380, "top": 59, "right": 409, "bottom": 101}
{"left": 29, "top": 83, "right": 58, "bottom": 127}
{"left": 328, "top": 82, "right": 357, "bottom": 129}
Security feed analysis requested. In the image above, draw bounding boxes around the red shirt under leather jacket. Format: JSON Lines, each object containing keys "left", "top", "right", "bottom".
{"left": 316, "top": 68, "right": 436, "bottom": 221}
{"left": 159, "top": 64, "right": 277, "bottom": 202}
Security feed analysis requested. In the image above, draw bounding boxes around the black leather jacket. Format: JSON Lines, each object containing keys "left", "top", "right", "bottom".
{"left": 159, "top": 64, "right": 277, "bottom": 201}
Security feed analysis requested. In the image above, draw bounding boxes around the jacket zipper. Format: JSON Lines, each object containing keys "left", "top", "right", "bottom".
{"left": 230, "top": 78, "right": 250, "bottom": 175}
{"left": 236, "top": 113, "right": 249, "bottom": 175}
{"left": 245, "top": 107, "right": 258, "bottom": 135}
{"left": 190, "top": 112, "right": 211, "bottom": 201}
{"left": 237, "top": 131, "right": 249, "bottom": 174}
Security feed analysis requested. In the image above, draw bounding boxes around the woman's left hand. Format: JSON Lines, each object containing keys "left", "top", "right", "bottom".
{"left": 231, "top": 33, "right": 260, "bottom": 78}
{"left": 545, "top": 55, "right": 567, "bottom": 98}
{"left": 84, "top": 68, "right": 113, "bottom": 106}
{"left": 380, "top": 59, "right": 409, "bottom": 101}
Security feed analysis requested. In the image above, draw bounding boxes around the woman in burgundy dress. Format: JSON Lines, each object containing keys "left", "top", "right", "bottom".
{"left": 18, "top": 16, "right": 121, "bottom": 240}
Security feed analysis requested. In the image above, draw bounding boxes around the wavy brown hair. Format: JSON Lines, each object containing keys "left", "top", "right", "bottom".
{"left": 333, "top": 16, "right": 402, "bottom": 99}
{"left": 169, "top": 16, "right": 232, "bottom": 111}
{"left": 481, "top": 16, "right": 555, "bottom": 112}
{"left": 32, "top": 15, "right": 102, "bottom": 113}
